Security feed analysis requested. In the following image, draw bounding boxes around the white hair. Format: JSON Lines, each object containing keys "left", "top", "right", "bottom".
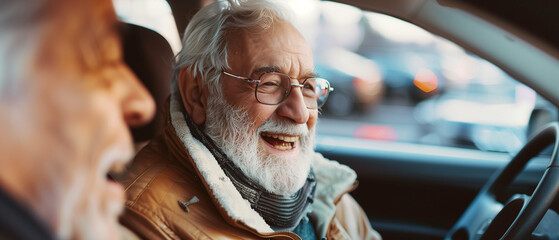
{"left": 0, "top": 0, "right": 44, "bottom": 97}
{"left": 173, "top": 0, "right": 294, "bottom": 97}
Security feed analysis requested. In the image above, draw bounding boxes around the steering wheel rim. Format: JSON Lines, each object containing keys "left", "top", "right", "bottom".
{"left": 445, "top": 122, "right": 559, "bottom": 240}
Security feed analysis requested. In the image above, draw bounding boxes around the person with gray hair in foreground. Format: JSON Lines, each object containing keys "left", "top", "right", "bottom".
{"left": 117, "top": 0, "right": 381, "bottom": 239}
{"left": 0, "top": 0, "right": 155, "bottom": 239}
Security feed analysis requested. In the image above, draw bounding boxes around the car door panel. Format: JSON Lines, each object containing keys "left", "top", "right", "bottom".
{"left": 316, "top": 135, "right": 548, "bottom": 240}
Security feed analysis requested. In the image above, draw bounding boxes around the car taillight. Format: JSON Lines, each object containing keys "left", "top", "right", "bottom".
{"left": 414, "top": 68, "right": 438, "bottom": 92}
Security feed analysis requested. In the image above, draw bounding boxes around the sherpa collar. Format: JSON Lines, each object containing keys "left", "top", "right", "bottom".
{"left": 168, "top": 82, "right": 357, "bottom": 236}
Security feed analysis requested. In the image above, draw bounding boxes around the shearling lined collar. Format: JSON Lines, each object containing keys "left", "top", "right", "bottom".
{"left": 167, "top": 83, "right": 357, "bottom": 237}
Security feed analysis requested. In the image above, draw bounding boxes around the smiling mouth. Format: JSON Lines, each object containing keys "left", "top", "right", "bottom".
{"left": 261, "top": 132, "right": 300, "bottom": 151}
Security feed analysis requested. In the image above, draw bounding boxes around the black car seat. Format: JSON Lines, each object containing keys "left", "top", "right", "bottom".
{"left": 119, "top": 22, "right": 175, "bottom": 145}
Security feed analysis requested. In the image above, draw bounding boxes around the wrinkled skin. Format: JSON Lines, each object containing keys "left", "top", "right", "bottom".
{"left": 0, "top": 0, "right": 155, "bottom": 239}
{"left": 180, "top": 21, "right": 318, "bottom": 195}
{"left": 223, "top": 21, "right": 318, "bottom": 153}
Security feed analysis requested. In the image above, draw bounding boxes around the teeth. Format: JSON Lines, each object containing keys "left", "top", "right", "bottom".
{"left": 273, "top": 142, "right": 293, "bottom": 151}
{"left": 287, "top": 136, "right": 298, "bottom": 142}
{"left": 262, "top": 132, "right": 300, "bottom": 143}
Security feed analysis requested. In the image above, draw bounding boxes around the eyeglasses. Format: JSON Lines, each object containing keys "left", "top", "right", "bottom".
{"left": 222, "top": 71, "right": 333, "bottom": 109}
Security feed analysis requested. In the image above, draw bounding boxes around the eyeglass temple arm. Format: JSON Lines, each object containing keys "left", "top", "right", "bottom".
{"left": 223, "top": 71, "right": 260, "bottom": 83}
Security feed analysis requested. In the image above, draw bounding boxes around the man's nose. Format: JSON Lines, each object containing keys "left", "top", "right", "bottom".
{"left": 276, "top": 86, "right": 310, "bottom": 124}
{"left": 121, "top": 68, "right": 156, "bottom": 127}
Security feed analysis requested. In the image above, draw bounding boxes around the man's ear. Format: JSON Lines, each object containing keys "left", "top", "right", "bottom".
{"left": 177, "top": 67, "right": 209, "bottom": 125}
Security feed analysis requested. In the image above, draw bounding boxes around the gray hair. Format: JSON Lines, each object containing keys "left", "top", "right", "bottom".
{"left": 173, "top": 0, "right": 294, "bottom": 97}
{"left": 0, "top": 0, "right": 46, "bottom": 97}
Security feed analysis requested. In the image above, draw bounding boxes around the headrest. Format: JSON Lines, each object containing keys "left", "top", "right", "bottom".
{"left": 119, "top": 22, "right": 175, "bottom": 143}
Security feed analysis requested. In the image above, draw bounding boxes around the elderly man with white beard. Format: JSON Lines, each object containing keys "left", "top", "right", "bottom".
{"left": 117, "top": 0, "right": 381, "bottom": 239}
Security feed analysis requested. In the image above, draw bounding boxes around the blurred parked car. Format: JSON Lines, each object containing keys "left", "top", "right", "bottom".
{"left": 414, "top": 74, "right": 536, "bottom": 152}
{"left": 369, "top": 51, "right": 444, "bottom": 103}
{"left": 357, "top": 13, "right": 447, "bottom": 104}
{"left": 315, "top": 48, "right": 383, "bottom": 116}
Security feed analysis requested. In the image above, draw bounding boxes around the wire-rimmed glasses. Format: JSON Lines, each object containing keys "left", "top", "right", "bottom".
{"left": 222, "top": 71, "right": 333, "bottom": 109}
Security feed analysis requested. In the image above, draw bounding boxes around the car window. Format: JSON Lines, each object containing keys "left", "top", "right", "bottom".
{"left": 112, "top": 0, "right": 554, "bottom": 155}
{"left": 288, "top": 0, "right": 552, "bottom": 154}
{"left": 112, "top": 0, "right": 181, "bottom": 54}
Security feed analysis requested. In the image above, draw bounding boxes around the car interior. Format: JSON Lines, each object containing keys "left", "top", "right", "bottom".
{"left": 115, "top": 0, "right": 559, "bottom": 239}
{"left": 119, "top": 22, "right": 174, "bottom": 148}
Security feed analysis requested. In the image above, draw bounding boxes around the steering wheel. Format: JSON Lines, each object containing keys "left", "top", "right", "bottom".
{"left": 445, "top": 122, "right": 559, "bottom": 240}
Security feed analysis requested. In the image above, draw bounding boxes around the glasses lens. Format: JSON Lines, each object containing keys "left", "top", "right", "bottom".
{"left": 256, "top": 73, "right": 290, "bottom": 104}
{"left": 302, "top": 78, "right": 331, "bottom": 108}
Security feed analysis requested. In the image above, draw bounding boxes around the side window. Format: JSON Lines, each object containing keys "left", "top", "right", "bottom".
{"left": 112, "top": 0, "right": 181, "bottom": 54}
{"left": 289, "top": 0, "right": 547, "bottom": 154}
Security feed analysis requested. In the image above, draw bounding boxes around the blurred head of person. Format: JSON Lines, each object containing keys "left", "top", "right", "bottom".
{"left": 0, "top": 0, "right": 155, "bottom": 239}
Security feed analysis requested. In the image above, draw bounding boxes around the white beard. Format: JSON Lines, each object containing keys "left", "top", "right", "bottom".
{"left": 204, "top": 95, "right": 315, "bottom": 196}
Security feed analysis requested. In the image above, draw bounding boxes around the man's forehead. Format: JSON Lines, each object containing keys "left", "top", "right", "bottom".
{"left": 44, "top": 0, "right": 116, "bottom": 33}
{"left": 41, "top": 0, "right": 115, "bottom": 18}
{"left": 33, "top": 0, "right": 121, "bottom": 74}
{"left": 71, "top": 0, "right": 116, "bottom": 30}
{"left": 227, "top": 22, "right": 314, "bottom": 76}
{"left": 230, "top": 22, "right": 307, "bottom": 49}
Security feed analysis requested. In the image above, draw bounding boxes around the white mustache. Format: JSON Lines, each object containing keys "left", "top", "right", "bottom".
{"left": 257, "top": 119, "right": 309, "bottom": 136}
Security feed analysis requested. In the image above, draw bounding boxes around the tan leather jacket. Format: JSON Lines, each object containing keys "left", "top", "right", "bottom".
{"left": 117, "top": 94, "right": 381, "bottom": 240}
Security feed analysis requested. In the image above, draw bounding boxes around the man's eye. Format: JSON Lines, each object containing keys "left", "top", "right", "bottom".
{"left": 304, "top": 83, "right": 315, "bottom": 91}
{"left": 262, "top": 81, "right": 280, "bottom": 87}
